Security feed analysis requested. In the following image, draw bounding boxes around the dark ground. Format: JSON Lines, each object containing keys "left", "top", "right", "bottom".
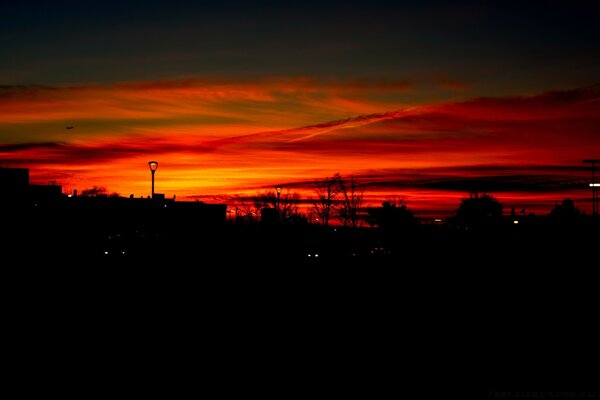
{"left": 2, "top": 207, "right": 598, "bottom": 393}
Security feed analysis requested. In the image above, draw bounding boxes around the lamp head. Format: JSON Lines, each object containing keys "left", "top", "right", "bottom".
{"left": 275, "top": 185, "right": 282, "bottom": 194}
{"left": 149, "top": 161, "right": 159, "bottom": 171}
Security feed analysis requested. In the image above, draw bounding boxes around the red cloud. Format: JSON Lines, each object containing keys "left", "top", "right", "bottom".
{"left": 1, "top": 82, "right": 598, "bottom": 215}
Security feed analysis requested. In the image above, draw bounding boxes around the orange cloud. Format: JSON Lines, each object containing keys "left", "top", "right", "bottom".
{"left": 1, "top": 80, "right": 598, "bottom": 215}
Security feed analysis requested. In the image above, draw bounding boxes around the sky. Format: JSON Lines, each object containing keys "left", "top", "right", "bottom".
{"left": 1, "top": 0, "right": 599, "bottom": 215}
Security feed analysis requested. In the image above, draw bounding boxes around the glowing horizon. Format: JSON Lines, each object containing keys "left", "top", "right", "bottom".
{"left": 3, "top": 2, "right": 600, "bottom": 216}
{"left": 1, "top": 78, "right": 599, "bottom": 215}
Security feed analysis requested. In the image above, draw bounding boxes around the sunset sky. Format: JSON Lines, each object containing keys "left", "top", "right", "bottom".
{"left": 1, "top": 0, "right": 599, "bottom": 215}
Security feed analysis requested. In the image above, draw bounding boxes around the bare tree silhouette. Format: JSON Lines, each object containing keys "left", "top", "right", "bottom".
{"left": 313, "top": 173, "right": 342, "bottom": 226}
{"left": 233, "top": 195, "right": 261, "bottom": 221}
{"left": 254, "top": 191, "right": 277, "bottom": 210}
{"left": 236, "top": 190, "right": 302, "bottom": 221}
{"left": 338, "top": 176, "right": 364, "bottom": 228}
{"left": 278, "top": 190, "right": 301, "bottom": 219}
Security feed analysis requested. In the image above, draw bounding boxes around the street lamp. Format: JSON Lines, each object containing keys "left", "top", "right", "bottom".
{"left": 148, "top": 161, "right": 158, "bottom": 199}
{"left": 275, "top": 185, "right": 282, "bottom": 216}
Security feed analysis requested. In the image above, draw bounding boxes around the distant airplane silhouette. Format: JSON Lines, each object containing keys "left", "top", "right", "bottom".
{"left": 66, "top": 126, "right": 74, "bottom": 129}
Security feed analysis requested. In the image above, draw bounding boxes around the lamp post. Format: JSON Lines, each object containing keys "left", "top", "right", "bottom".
{"left": 275, "top": 185, "right": 282, "bottom": 216}
{"left": 148, "top": 161, "right": 158, "bottom": 199}
{"left": 583, "top": 159, "right": 600, "bottom": 217}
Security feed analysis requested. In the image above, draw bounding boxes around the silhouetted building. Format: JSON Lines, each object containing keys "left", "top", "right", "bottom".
{"left": 0, "top": 167, "right": 29, "bottom": 201}
{"left": 29, "top": 184, "right": 63, "bottom": 205}
{"left": 1, "top": 167, "right": 65, "bottom": 208}
{"left": 261, "top": 207, "right": 277, "bottom": 224}
{"left": 167, "top": 201, "right": 227, "bottom": 226}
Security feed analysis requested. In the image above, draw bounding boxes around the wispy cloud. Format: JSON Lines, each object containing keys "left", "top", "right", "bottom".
{"left": 1, "top": 80, "right": 598, "bottom": 214}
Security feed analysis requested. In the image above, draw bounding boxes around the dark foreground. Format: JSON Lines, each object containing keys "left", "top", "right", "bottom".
{"left": 2, "top": 209, "right": 598, "bottom": 392}
{"left": 3, "top": 208, "right": 598, "bottom": 264}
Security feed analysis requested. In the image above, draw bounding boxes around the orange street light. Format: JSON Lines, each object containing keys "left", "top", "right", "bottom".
{"left": 148, "top": 161, "right": 158, "bottom": 198}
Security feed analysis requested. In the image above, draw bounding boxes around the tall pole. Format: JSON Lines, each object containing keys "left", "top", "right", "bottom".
{"left": 583, "top": 160, "right": 599, "bottom": 217}
{"left": 275, "top": 185, "right": 282, "bottom": 219}
{"left": 151, "top": 170, "right": 155, "bottom": 198}
{"left": 590, "top": 160, "right": 597, "bottom": 217}
{"left": 149, "top": 161, "right": 158, "bottom": 199}
{"left": 594, "top": 162, "right": 597, "bottom": 217}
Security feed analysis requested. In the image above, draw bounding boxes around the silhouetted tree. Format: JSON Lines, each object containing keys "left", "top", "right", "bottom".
{"left": 338, "top": 176, "right": 364, "bottom": 228}
{"left": 549, "top": 199, "right": 582, "bottom": 223}
{"left": 279, "top": 190, "right": 301, "bottom": 219}
{"left": 237, "top": 190, "right": 302, "bottom": 221}
{"left": 233, "top": 195, "right": 261, "bottom": 221}
{"left": 313, "top": 173, "right": 342, "bottom": 226}
{"left": 366, "top": 201, "right": 417, "bottom": 230}
{"left": 81, "top": 186, "right": 118, "bottom": 197}
{"left": 455, "top": 192, "right": 503, "bottom": 227}
{"left": 254, "top": 191, "right": 277, "bottom": 209}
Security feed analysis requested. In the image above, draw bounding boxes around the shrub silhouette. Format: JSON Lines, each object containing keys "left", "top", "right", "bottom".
{"left": 549, "top": 198, "right": 582, "bottom": 224}
{"left": 455, "top": 192, "right": 503, "bottom": 227}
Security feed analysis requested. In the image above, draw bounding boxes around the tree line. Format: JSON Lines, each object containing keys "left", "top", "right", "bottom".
{"left": 81, "top": 175, "right": 588, "bottom": 227}
{"left": 233, "top": 173, "right": 365, "bottom": 227}
{"left": 232, "top": 175, "right": 588, "bottom": 228}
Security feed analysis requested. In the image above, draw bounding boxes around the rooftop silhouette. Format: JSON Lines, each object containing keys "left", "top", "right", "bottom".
{"left": 1, "top": 166, "right": 598, "bottom": 266}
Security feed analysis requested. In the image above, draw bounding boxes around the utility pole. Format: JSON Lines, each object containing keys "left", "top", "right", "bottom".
{"left": 583, "top": 159, "right": 600, "bottom": 217}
